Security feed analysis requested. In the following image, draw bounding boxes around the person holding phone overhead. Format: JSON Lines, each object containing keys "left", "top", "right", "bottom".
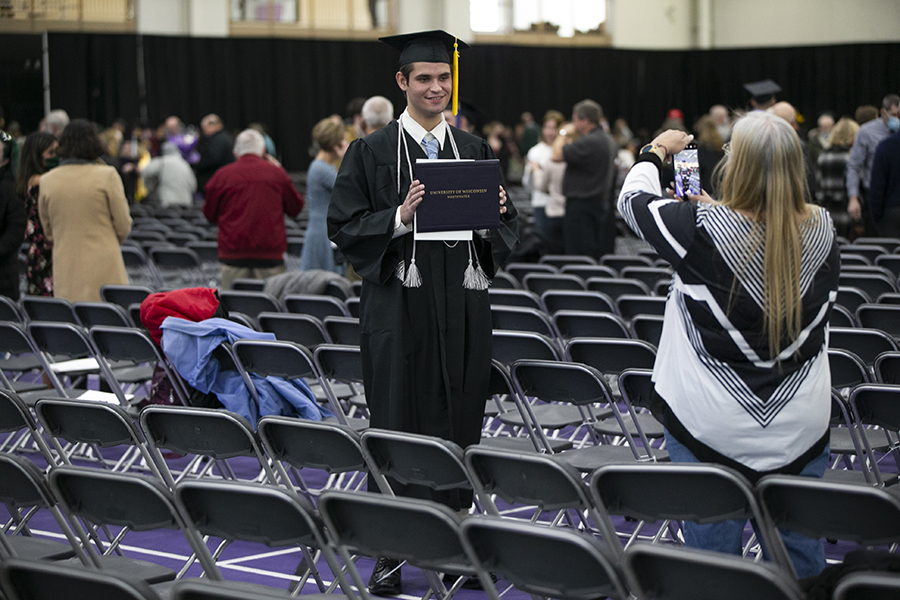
{"left": 618, "top": 111, "right": 840, "bottom": 579}
{"left": 327, "top": 29, "right": 518, "bottom": 596}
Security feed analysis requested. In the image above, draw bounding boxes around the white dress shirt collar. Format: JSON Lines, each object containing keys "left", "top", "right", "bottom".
{"left": 399, "top": 108, "right": 448, "bottom": 151}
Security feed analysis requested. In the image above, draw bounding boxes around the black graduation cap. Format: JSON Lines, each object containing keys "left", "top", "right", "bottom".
{"left": 743, "top": 79, "right": 782, "bottom": 103}
{"left": 379, "top": 30, "right": 469, "bottom": 67}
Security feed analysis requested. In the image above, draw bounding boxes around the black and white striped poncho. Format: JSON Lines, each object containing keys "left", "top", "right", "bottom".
{"left": 618, "top": 158, "right": 840, "bottom": 477}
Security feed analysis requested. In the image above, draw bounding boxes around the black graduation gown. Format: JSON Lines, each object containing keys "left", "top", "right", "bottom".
{"left": 328, "top": 120, "right": 518, "bottom": 508}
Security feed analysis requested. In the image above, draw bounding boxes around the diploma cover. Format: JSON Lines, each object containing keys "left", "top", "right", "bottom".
{"left": 414, "top": 159, "right": 501, "bottom": 233}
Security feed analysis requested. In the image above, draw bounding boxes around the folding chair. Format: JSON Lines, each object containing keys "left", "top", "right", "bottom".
{"left": 21, "top": 296, "right": 78, "bottom": 324}
{"left": 149, "top": 247, "right": 207, "bottom": 288}
{"left": 848, "top": 384, "right": 900, "bottom": 487}
{"left": 186, "top": 241, "right": 221, "bottom": 285}
{"left": 359, "top": 428, "right": 476, "bottom": 507}
{"left": 344, "top": 296, "right": 360, "bottom": 318}
{"left": 590, "top": 463, "right": 793, "bottom": 573}
{"left": 47, "top": 466, "right": 201, "bottom": 584}
{"left": 90, "top": 324, "right": 191, "bottom": 407}
{"left": 0, "top": 453, "right": 83, "bottom": 562}
{"left": 539, "top": 254, "right": 597, "bottom": 268}
{"left": 165, "top": 232, "right": 200, "bottom": 248}
{"left": 26, "top": 321, "right": 109, "bottom": 401}
{"left": 0, "top": 295, "right": 24, "bottom": 322}
{"left": 552, "top": 310, "right": 630, "bottom": 340}
{"left": 837, "top": 286, "right": 872, "bottom": 313}
{"left": 840, "top": 252, "right": 871, "bottom": 267}
{"left": 121, "top": 246, "right": 162, "bottom": 289}
{"left": 616, "top": 295, "right": 668, "bottom": 319}
{"left": 312, "top": 343, "right": 372, "bottom": 424}
{"left": 541, "top": 289, "right": 616, "bottom": 315}
{"left": 879, "top": 292, "right": 900, "bottom": 305}
{"left": 464, "top": 445, "right": 619, "bottom": 542}
{"left": 490, "top": 270, "right": 519, "bottom": 289}
{"left": 257, "top": 312, "right": 331, "bottom": 347}
{"left": 217, "top": 290, "right": 281, "bottom": 319}
{"left": 139, "top": 405, "right": 279, "bottom": 487}
{"left": 491, "top": 305, "right": 559, "bottom": 339}
{"left": 586, "top": 276, "right": 651, "bottom": 299}
{"left": 559, "top": 264, "right": 619, "bottom": 281}
{"left": 831, "top": 303, "right": 857, "bottom": 328}
{"left": 600, "top": 254, "right": 655, "bottom": 271}
{"left": 488, "top": 288, "right": 544, "bottom": 311}
{"left": 839, "top": 273, "right": 898, "bottom": 300}
{"left": 174, "top": 479, "right": 353, "bottom": 597}
{"left": 258, "top": 415, "right": 367, "bottom": 499}
{"left": 283, "top": 294, "right": 349, "bottom": 320}
{"left": 565, "top": 337, "right": 658, "bottom": 380}
{"left": 0, "top": 321, "right": 51, "bottom": 403}
{"left": 101, "top": 284, "right": 155, "bottom": 311}
{"left": 828, "top": 348, "right": 871, "bottom": 391}
{"left": 875, "top": 254, "right": 900, "bottom": 278}
{"left": 320, "top": 490, "right": 477, "bottom": 600}
{"left": 856, "top": 304, "right": 900, "bottom": 340}
{"left": 0, "top": 558, "right": 161, "bottom": 600}
{"left": 630, "top": 314, "right": 665, "bottom": 346}
{"left": 521, "top": 273, "right": 587, "bottom": 295}
{"left": 34, "top": 397, "right": 168, "bottom": 481}
{"left": 854, "top": 237, "right": 900, "bottom": 253}
{"left": 458, "top": 516, "right": 629, "bottom": 600}
{"left": 875, "top": 351, "right": 900, "bottom": 384}
{"left": 229, "top": 339, "right": 363, "bottom": 428}
{"left": 620, "top": 266, "right": 674, "bottom": 291}
{"left": 845, "top": 244, "right": 890, "bottom": 264}
{"left": 505, "top": 262, "right": 558, "bottom": 285}
{"left": 74, "top": 301, "right": 134, "bottom": 328}
{"left": 323, "top": 316, "right": 360, "bottom": 346}
{"left": 491, "top": 330, "right": 561, "bottom": 367}
{"left": 170, "top": 579, "right": 333, "bottom": 600}
{"left": 829, "top": 327, "right": 898, "bottom": 375}
{"left": 826, "top": 390, "right": 878, "bottom": 486}
{"left": 757, "top": 475, "right": 900, "bottom": 571}
{"left": 511, "top": 359, "right": 665, "bottom": 471}
{"left": 833, "top": 571, "right": 900, "bottom": 600}
{"left": 0, "top": 389, "right": 57, "bottom": 462}
{"left": 622, "top": 544, "right": 804, "bottom": 600}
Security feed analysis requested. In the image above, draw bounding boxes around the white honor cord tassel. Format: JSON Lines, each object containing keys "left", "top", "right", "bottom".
{"left": 403, "top": 254, "right": 422, "bottom": 287}
{"left": 463, "top": 240, "right": 491, "bottom": 290}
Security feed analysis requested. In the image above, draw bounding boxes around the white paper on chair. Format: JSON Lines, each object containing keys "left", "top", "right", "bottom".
{"left": 49, "top": 357, "right": 100, "bottom": 373}
{"left": 77, "top": 390, "right": 133, "bottom": 404}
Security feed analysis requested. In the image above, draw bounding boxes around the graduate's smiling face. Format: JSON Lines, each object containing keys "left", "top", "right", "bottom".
{"left": 397, "top": 62, "right": 452, "bottom": 125}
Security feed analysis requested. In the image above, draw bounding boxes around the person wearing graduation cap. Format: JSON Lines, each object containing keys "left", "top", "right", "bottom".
{"left": 327, "top": 30, "right": 518, "bottom": 596}
{"left": 744, "top": 79, "right": 781, "bottom": 112}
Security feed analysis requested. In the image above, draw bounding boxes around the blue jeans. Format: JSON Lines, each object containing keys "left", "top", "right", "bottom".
{"left": 664, "top": 430, "right": 827, "bottom": 579}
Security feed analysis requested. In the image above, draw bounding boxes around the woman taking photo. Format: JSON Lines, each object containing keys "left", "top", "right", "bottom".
{"left": 617, "top": 111, "right": 839, "bottom": 578}
{"left": 15, "top": 132, "right": 57, "bottom": 296}
{"left": 39, "top": 119, "right": 132, "bottom": 302}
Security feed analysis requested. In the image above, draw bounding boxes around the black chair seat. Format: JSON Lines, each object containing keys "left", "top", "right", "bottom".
{"left": 498, "top": 404, "right": 612, "bottom": 429}
{"left": 556, "top": 444, "right": 669, "bottom": 472}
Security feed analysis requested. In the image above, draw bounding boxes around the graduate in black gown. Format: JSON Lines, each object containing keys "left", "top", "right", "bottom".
{"left": 327, "top": 30, "right": 518, "bottom": 595}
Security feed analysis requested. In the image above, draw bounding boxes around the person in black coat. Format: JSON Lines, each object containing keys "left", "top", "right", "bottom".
{"left": 195, "top": 114, "right": 234, "bottom": 194}
{"left": 0, "top": 131, "right": 27, "bottom": 300}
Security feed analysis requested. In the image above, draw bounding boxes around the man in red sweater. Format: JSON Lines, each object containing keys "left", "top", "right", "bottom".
{"left": 203, "top": 128, "right": 304, "bottom": 289}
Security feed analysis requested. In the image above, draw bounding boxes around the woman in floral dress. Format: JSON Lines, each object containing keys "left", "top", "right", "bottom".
{"left": 15, "top": 132, "right": 57, "bottom": 296}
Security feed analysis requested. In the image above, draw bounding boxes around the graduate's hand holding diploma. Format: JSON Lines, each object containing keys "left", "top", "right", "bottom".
{"left": 499, "top": 185, "right": 508, "bottom": 215}
{"left": 401, "top": 180, "right": 425, "bottom": 226}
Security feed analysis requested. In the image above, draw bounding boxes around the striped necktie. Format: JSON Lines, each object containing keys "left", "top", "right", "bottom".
{"left": 423, "top": 134, "right": 439, "bottom": 160}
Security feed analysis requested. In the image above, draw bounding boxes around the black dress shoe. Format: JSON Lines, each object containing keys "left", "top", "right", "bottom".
{"left": 442, "top": 571, "right": 498, "bottom": 590}
{"left": 368, "top": 556, "right": 402, "bottom": 596}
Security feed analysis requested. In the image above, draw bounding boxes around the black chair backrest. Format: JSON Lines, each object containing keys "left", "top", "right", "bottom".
{"left": 0, "top": 558, "right": 161, "bottom": 600}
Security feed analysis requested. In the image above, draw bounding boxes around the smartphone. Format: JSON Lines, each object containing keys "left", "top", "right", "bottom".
{"left": 673, "top": 143, "right": 700, "bottom": 198}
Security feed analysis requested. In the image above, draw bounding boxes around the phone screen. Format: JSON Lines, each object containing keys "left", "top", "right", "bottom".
{"left": 674, "top": 144, "right": 700, "bottom": 198}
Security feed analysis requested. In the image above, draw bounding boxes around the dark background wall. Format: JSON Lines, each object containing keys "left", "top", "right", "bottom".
{"left": 2, "top": 32, "right": 899, "bottom": 171}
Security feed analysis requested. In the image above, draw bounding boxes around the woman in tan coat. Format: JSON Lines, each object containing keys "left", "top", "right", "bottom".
{"left": 39, "top": 119, "right": 132, "bottom": 302}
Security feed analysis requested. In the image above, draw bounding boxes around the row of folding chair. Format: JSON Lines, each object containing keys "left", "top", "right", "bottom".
{"left": 6, "top": 434, "right": 900, "bottom": 600}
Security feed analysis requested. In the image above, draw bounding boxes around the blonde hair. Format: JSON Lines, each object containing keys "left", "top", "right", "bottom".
{"left": 829, "top": 117, "right": 860, "bottom": 147}
{"left": 312, "top": 118, "right": 345, "bottom": 152}
{"left": 717, "top": 111, "right": 812, "bottom": 360}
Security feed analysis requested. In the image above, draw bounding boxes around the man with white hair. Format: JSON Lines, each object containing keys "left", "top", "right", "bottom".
{"left": 361, "top": 95, "right": 394, "bottom": 135}
{"left": 203, "top": 128, "right": 304, "bottom": 289}
{"left": 42, "top": 109, "right": 69, "bottom": 138}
